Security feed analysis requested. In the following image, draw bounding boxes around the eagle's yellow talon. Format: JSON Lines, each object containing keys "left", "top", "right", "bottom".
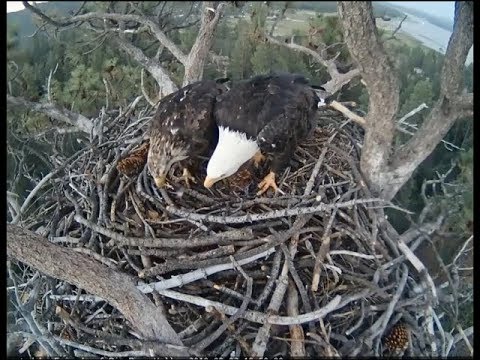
{"left": 182, "top": 168, "right": 196, "bottom": 188}
{"left": 257, "top": 171, "right": 283, "bottom": 196}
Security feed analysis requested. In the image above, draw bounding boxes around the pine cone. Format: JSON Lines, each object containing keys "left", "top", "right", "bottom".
{"left": 117, "top": 142, "right": 150, "bottom": 176}
{"left": 384, "top": 323, "right": 409, "bottom": 352}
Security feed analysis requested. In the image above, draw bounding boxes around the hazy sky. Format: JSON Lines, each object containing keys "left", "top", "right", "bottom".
{"left": 8, "top": 1, "right": 457, "bottom": 19}
{"left": 388, "top": 1, "right": 456, "bottom": 20}
{"left": 7, "top": 1, "right": 46, "bottom": 13}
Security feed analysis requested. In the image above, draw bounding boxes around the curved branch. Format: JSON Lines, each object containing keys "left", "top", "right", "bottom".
{"left": 7, "top": 224, "right": 187, "bottom": 355}
{"left": 22, "top": 3, "right": 188, "bottom": 65}
{"left": 112, "top": 36, "right": 178, "bottom": 94}
{"left": 7, "top": 95, "right": 94, "bottom": 135}
{"left": 264, "top": 33, "right": 360, "bottom": 94}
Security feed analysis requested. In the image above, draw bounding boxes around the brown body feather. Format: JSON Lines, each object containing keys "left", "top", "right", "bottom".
{"left": 147, "top": 79, "right": 229, "bottom": 186}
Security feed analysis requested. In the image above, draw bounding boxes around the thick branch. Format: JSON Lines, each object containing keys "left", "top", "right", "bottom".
{"left": 338, "top": 2, "right": 400, "bottom": 182}
{"left": 264, "top": 33, "right": 360, "bottom": 94}
{"left": 388, "top": 2, "right": 473, "bottom": 190}
{"left": 7, "top": 95, "right": 94, "bottom": 135}
{"left": 7, "top": 224, "right": 186, "bottom": 355}
{"left": 183, "top": 2, "right": 227, "bottom": 85}
{"left": 23, "top": 3, "right": 188, "bottom": 65}
{"left": 112, "top": 37, "right": 178, "bottom": 95}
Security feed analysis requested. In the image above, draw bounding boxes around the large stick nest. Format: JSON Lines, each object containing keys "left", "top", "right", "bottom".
{"left": 9, "top": 100, "right": 441, "bottom": 357}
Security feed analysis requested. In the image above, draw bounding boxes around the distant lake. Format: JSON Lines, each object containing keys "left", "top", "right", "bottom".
{"left": 377, "top": 12, "right": 473, "bottom": 65}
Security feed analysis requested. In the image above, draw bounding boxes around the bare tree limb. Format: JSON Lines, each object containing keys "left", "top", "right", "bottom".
{"left": 269, "top": 1, "right": 290, "bottom": 36}
{"left": 112, "top": 36, "right": 178, "bottom": 95}
{"left": 183, "top": 2, "right": 227, "bottom": 85}
{"left": 23, "top": 3, "right": 188, "bottom": 65}
{"left": 383, "top": 15, "right": 407, "bottom": 42}
{"left": 264, "top": 33, "right": 360, "bottom": 94}
{"left": 7, "top": 224, "right": 186, "bottom": 354}
{"left": 7, "top": 95, "right": 94, "bottom": 135}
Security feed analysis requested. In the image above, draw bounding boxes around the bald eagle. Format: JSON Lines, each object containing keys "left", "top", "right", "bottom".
{"left": 204, "top": 73, "right": 328, "bottom": 195}
{"left": 147, "top": 79, "right": 228, "bottom": 188}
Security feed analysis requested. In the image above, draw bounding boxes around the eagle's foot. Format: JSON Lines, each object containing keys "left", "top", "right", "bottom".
{"left": 252, "top": 151, "right": 266, "bottom": 168}
{"left": 257, "top": 171, "right": 284, "bottom": 196}
{"left": 181, "top": 168, "right": 196, "bottom": 188}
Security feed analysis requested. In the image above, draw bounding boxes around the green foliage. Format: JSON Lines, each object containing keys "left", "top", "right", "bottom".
{"left": 229, "top": 20, "right": 256, "bottom": 80}
{"left": 251, "top": 43, "right": 288, "bottom": 74}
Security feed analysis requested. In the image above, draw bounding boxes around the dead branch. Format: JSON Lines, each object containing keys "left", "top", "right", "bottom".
{"left": 269, "top": 1, "right": 290, "bottom": 36}
{"left": 383, "top": 15, "right": 408, "bottom": 42}
{"left": 7, "top": 224, "right": 186, "bottom": 354}
{"left": 7, "top": 95, "right": 94, "bottom": 135}
{"left": 112, "top": 36, "right": 178, "bottom": 94}
{"left": 287, "top": 279, "right": 306, "bottom": 356}
{"left": 158, "top": 289, "right": 343, "bottom": 326}
{"left": 264, "top": 33, "right": 360, "bottom": 94}
{"left": 166, "top": 198, "right": 394, "bottom": 224}
{"left": 329, "top": 101, "right": 366, "bottom": 126}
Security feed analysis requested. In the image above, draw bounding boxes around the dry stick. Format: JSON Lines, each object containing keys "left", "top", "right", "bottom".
{"left": 12, "top": 171, "right": 56, "bottom": 224}
{"left": 311, "top": 208, "right": 337, "bottom": 292}
{"left": 50, "top": 247, "right": 275, "bottom": 302}
{"left": 158, "top": 288, "right": 342, "bottom": 326}
{"left": 345, "top": 300, "right": 365, "bottom": 336}
{"left": 427, "top": 239, "right": 459, "bottom": 327}
{"left": 193, "top": 257, "right": 253, "bottom": 352}
{"left": 397, "top": 239, "right": 438, "bottom": 305}
{"left": 454, "top": 324, "right": 474, "bottom": 356}
{"left": 7, "top": 224, "right": 186, "bottom": 354}
{"left": 139, "top": 238, "right": 281, "bottom": 278}
{"left": 251, "top": 142, "right": 332, "bottom": 357}
{"left": 166, "top": 198, "right": 398, "bottom": 224}
{"left": 280, "top": 244, "right": 312, "bottom": 314}
{"left": 203, "top": 279, "right": 260, "bottom": 307}
{"left": 137, "top": 247, "right": 276, "bottom": 293}
{"left": 287, "top": 279, "right": 306, "bottom": 357}
{"left": 74, "top": 214, "right": 253, "bottom": 248}
{"left": 8, "top": 266, "right": 61, "bottom": 357}
{"left": 255, "top": 251, "right": 282, "bottom": 309}
{"left": 431, "top": 309, "right": 447, "bottom": 356}
{"left": 329, "top": 100, "right": 366, "bottom": 127}
{"left": 350, "top": 265, "right": 409, "bottom": 356}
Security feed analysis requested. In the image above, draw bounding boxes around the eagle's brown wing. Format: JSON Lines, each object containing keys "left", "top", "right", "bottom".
{"left": 150, "top": 80, "right": 227, "bottom": 157}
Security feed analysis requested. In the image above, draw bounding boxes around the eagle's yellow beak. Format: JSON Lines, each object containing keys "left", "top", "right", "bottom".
{"left": 203, "top": 176, "right": 218, "bottom": 189}
{"left": 154, "top": 175, "right": 167, "bottom": 188}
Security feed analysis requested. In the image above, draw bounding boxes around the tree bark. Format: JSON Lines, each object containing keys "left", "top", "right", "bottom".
{"left": 7, "top": 224, "right": 187, "bottom": 356}
{"left": 183, "top": 2, "right": 227, "bottom": 86}
{"left": 338, "top": 1, "right": 473, "bottom": 200}
{"left": 338, "top": 2, "right": 400, "bottom": 197}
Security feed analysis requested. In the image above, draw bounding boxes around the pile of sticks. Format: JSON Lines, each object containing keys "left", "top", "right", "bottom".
{"left": 7, "top": 100, "right": 445, "bottom": 357}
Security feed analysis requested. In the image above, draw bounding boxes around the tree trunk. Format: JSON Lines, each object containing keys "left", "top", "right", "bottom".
{"left": 337, "top": 1, "right": 473, "bottom": 200}
{"left": 183, "top": 2, "right": 226, "bottom": 86}
{"left": 7, "top": 224, "right": 187, "bottom": 356}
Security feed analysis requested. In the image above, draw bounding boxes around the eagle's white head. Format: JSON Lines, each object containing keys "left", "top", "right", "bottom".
{"left": 204, "top": 126, "right": 259, "bottom": 188}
